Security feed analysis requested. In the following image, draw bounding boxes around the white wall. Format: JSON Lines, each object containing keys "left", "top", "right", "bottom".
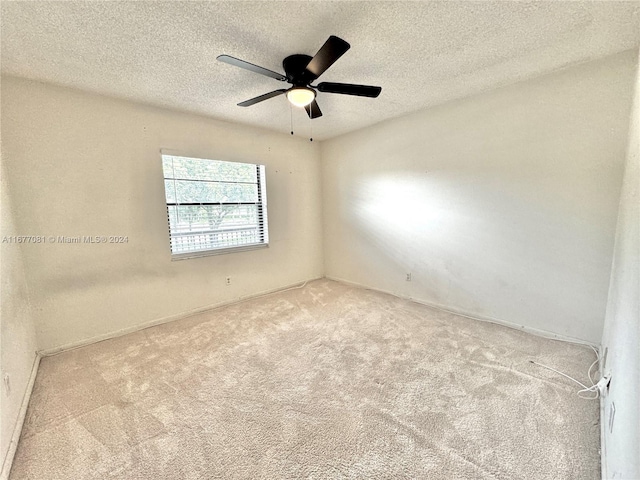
{"left": 322, "top": 50, "right": 637, "bottom": 344}
{"left": 0, "top": 163, "right": 38, "bottom": 476}
{"left": 1, "top": 77, "right": 324, "bottom": 352}
{"left": 601, "top": 50, "right": 640, "bottom": 480}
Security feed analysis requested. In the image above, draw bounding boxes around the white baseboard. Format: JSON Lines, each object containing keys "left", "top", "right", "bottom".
{"left": 39, "top": 277, "right": 322, "bottom": 357}
{"left": 326, "top": 275, "right": 598, "bottom": 348}
{"left": 599, "top": 344, "right": 608, "bottom": 480}
{"left": 0, "top": 353, "right": 41, "bottom": 480}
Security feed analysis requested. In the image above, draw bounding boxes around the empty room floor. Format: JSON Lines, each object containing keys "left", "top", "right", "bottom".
{"left": 10, "top": 280, "right": 599, "bottom": 479}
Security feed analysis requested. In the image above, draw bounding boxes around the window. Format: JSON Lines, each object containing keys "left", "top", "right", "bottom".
{"left": 161, "top": 154, "right": 268, "bottom": 258}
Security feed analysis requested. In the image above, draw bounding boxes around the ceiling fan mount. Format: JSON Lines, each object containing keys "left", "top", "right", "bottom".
{"left": 217, "top": 36, "right": 382, "bottom": 120}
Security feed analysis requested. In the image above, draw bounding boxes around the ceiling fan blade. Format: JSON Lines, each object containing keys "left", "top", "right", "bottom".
{"left": 238, "top": 89, "right": 287, "bottom": 107}
{"left": 305, "top": 100, "right": 323, "bottom": 119}
{"left": 217, "top": 55, "right": 287, "bottom": 82}
{"left": 317, "top": 82, "right": 382, "bottom": 98}
{"left": 305, "top": 36, "right": 350, "bottom": 80}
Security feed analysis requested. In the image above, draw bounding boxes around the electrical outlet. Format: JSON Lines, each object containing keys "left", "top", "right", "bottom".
{"left": 406, "top": 273, "right": 412, "bottom": 282}
{"left": 225, "top": 276, "right": 231, "bottom": 286}
{"left": 3, "top": 374, "right": 10, "bottom": 396}
{"left": 596, "top": 373, "right": 612, "bottom": 397}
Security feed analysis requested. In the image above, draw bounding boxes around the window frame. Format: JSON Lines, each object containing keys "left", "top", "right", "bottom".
{"left": 161, "top": 153, "right": 269, "bottom": 260}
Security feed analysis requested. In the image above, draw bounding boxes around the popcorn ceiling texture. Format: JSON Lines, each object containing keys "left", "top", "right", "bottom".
{"left": 1, "top": 1, "right": 638, "bottom": 140}
{"left": 11, "top": 280, "right": 599, "bottom": 479}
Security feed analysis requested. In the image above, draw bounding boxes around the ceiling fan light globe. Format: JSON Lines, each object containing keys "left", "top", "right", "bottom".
{"left": 287, "top": 87, "right": 315, "bottom": 107}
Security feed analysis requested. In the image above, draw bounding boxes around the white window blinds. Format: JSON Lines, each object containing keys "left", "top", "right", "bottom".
{"left": 161, "top": 154, "right": 269, "bottom": 257}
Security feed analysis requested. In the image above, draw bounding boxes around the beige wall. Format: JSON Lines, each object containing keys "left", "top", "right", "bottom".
{"left": 1, "top": 77, "right": 324, "bottom": 352}
{"left": 0, "top": 162, "right": 38, "bottom": 476}
{"left": 601, "top": 49, "right": 640, "bottom": 480}
{"left": 321, "top": 50, "right": 637, "bottom": 344}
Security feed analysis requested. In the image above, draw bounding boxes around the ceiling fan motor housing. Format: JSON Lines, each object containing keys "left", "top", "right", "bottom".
{"left": 283, "top": 54, "right": 315, "bottom": 86}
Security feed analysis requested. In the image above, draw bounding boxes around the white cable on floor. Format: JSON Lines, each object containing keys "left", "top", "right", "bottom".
{"left": 529, "top": 344, "right": 603, "bottom": 400}
{"left": 528, "top": 360, "right": 592, "bottom": 390}
{"left": 586, "top": 350, "right": 599, "bottom": 386}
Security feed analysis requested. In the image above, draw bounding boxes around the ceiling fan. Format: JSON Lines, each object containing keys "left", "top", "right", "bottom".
{"left": 217, "top": 36, "right": 382, "bottom": 119}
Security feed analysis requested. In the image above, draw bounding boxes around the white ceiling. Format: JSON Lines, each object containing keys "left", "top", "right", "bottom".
{"left": 2, "top": 1, "right": 639, "bottom": 140}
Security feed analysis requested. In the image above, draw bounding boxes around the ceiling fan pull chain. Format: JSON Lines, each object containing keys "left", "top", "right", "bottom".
{"left": 290, "top": 103, "right": 294, "bottom": 135}
{"left": 309, "top": 111, "right": 313, "bottom": 142}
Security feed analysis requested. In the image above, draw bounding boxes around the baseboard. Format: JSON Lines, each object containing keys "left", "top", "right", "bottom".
{"left": 326, "top": 275, "right": 598, "bottom": 348}
{"left": 39, "top": 272, "right": 597, "bottom": 354}
{"left": 0, "top": 353, "right": 40, "bottom": 480}
{"left": 39, "top": 277, "right": 323, "bottom": 357}
{"left": 599, "top": 344, "right": 607, "bottom": 480}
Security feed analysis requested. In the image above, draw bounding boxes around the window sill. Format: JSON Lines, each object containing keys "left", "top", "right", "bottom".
{"left": 170, "top": 242, "right": 268, "bottom": 261}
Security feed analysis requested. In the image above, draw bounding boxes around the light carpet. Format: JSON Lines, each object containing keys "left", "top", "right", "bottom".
{"left": 11, "top": 279, "right": 600, "bottom": 479}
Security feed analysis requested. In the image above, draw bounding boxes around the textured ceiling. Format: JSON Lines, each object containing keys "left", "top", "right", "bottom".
{"left": 2, "top": 1, "right": 639, "bottom": 140}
